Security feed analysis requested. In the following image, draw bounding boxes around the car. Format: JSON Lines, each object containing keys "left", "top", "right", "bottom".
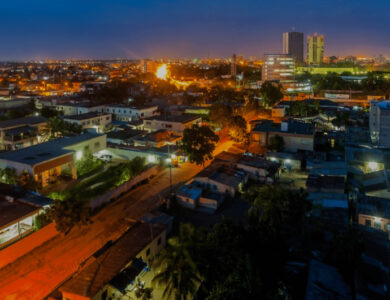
{"left": 99, "top": 154, "right": 113, "bottom": 162}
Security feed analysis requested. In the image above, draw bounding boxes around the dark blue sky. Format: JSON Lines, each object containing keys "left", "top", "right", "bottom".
{"left": 0, "top": 0, "right": 389, "bottom": 60}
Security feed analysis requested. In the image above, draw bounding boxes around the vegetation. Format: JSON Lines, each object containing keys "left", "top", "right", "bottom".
{"left": 154, "top": 186, "right": 312, "bottom": 299}
{"left": 180, "top": 125, "right": 219, "bottom": 166}
{"left": 47, "top": 157, "right": 147, "bottom": 234}
{"left": 43, "top": 117, "right": 82, "bottom": 140}
{"left": 34, "top": 210, "right": 52, "bottom": 230}
{"left": 289, "top": 100, "right": 321, "bottom": 117}
{"left": 259, "top": 81, "right": 283, "bottom": 108}
{"left": 0, "top": 167, "right": 18, "bottom": 185}
{"left": 47, "top": 197, "right": 91, "bottom": 235}
{"left": 75, "top": 149, "right": 103, "bottom": 177}
{"left": 228, "top": 115, "right": 248, "bottom": 144}
{"left": 268, "top": 135, "right": 284, "bottom": 152}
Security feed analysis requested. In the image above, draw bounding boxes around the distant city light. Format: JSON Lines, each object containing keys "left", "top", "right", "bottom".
{"left": 368, "top": 161, "right": 379, "bottom": 172}
{"left": 156, "top": 64, "right": 168, "bottom": 80}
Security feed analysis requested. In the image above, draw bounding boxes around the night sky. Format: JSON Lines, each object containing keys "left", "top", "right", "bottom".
{"left": 0, "top": 0, "right": 389, "bottom": 60}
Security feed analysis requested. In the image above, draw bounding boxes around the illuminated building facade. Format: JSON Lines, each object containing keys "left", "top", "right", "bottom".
{"left": 283, "top": 31, "right": 304, "bottom": 64}
{"left": 231, "top": 54, "right": 237, "bottom": 77}
{"left": 262, "top": 54, "right": 295, "bottom": 82}
{"left": 307, "top": 33, "right": 324, "bottom": 65}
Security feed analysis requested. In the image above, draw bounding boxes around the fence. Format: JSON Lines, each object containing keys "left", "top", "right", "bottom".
{"left": 89, "top": 164, "right": 159, "bottom": 209}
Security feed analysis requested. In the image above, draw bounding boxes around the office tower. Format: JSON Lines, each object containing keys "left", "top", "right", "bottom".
{"left": 370, "top": 100, "right": 390, "bottom": 146}
{"left": 231, "top": 54, "right": 237, "bottom": 77}
{"left": 307, "top": 33, "right": 324, "bottom": 65}
{"left": 140, "top": 59, "right": 157, "bottom": 73}
{"left": 262, "top": 54, "right": 295, "bottom": 82}
{"left": 283, "top": 31, "right": 304, "bottom": 63}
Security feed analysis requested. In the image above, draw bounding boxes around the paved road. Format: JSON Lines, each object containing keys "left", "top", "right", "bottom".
{"left": 0, "top": 140, "right": 233, "bottom": 300}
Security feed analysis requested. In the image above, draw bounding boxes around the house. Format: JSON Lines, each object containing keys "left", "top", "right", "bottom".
{"left": 236, "top": 155, "right": 280, "bottom": 183}
{"left": 106, "top": 129, "right": 145, "bottom": 145}
{"left": 305, "top": 259, "right": 351, "bottom": 299}
{"left": 104, "top": 104, "right": 158, "bottom": 122}
{"left": 266, "top": 151, "right": 303, "bottom": 170}
{"left": 306, "top": 174, "right": 345, "bottom": 194}
{"left": 357, "top": 195, "right": 390, "bottom": 235}
{"left": 133, "top": 129, "right": 181, "bottom": 148}
{"left": 143, "top": 114, "right": 202, "bottom": 134}
{"left": 54, "top": 101, "right": 105, "bottom": 116}
{"left": 59, "top": 222, "right": 166, "bottom": 300}
{"left": 194, "top": 164, "right": 248, "bottom": 197}
{"left": 251, "top": 119, "right": 315, "bottom": 152}
{"left": 0, "top": 116, "right": 47, "bottom": 150}
{"left": 176, "top": 182, "right": 225, "bottom": 213}
{"left": 0, "top": 183, "right": 52, "bottom": 248}
{"left": 307, "top": 192, "right": 349, "bottom": 227}
{"left": 62, "top": 112, "right": 112, "bottom": 133}
{"left": 0, "top": 133, "right": 106, "bottom": 187}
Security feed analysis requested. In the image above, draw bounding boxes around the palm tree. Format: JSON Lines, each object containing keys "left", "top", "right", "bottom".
{"left": 152, "top": 237, "right": 201, "bottom": 300}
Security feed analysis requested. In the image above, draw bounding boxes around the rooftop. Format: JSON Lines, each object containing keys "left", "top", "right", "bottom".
{"left": 0, "top": 132, "right": 104, "bottom": 165}
{"left": 0, "top": 183, "right": 50, "bottom": 230}
{"left": 376, "top": 100, "right": 390, "bottom": 110}
{"left": 62, "top": 112, "right": 110, "bottom": 121}
{"left": 252, "top": 119, "right": 314, "bottom": 135}
{"left": 59, "top": 222, "right": 165, "bottom": 298}
{"left": 0, "top": 116, "right": 47, "bottom": 129}
{"left": 177, "top": 184, "right": 202, "bottom": 200}
{"left": 196, "top": 165, "right": 246, "bottom": 188}
{"left": 145, "top": 114, "right": 202, "bottom": 124}
{"left": 107, "top": 129, "right": 144, "bottom": 140}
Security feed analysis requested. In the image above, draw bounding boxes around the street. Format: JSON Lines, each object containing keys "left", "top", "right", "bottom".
{"left": 0, "top": 140, "right": 233, "bottom": 300}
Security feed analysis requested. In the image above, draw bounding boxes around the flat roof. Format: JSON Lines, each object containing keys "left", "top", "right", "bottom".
{"left": 0, "top": 116, "right": 47, "bottom": 129}
{"left": 145, "top": 114, "right": 201, "bottom": 124}
{"left": 252, "top": 119, "right": 314, "bottom": 135}
{"left": 0, "top": 198, "right": 39, "bottom": 229}
{"left": 0, "top": 133, "right": 104, "bottom": 166}
{"left": 62, "top": 112, "right": 110, "bottom": 121}
{"left": 59, "top": 222, "right": 165, "bottom": 298}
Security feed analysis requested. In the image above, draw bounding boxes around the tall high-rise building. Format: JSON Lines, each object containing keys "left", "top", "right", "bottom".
{"left": 140, "top": 59, "right": 157, "bottom": 73}
{"left": 283, "top": 31, "right": 304, "bottom": 64}
{"left": 231, "top": 54, "right": 237, "bottom": 77}
{"left": 262, "top": 54, "right": 295, "bottom": 82}
{"left": 306, "top": 34, "right": 324, "bottom": 65}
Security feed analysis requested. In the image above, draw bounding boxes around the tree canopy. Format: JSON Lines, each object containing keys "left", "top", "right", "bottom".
{"left": 259, "top": 81, "right": 283, "bottom": 108}
{"left": 180, "top": 125, "right": 219, "bottom": 166}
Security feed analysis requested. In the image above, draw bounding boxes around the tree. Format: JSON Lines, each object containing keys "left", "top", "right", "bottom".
{"left": 41, "top": 107, "right": 60, "bottom": 118}
{"left": 268, "top": 135, "right": 284, "bottom": 152}
{"left": 152, "top": 237, "right": 202, "bottom": 300}
{"left": 0, "top": 167, "right": 19, "bottom": 185}
{"left": 249, "top": 185, "right": 310, "bottom": 233}
{"left": 209, "top": 103, "right": 233, "bottom": 128}
{"left": 180, "top": 125, "right": 219, "bottom": 166}
{"left": 47, "top": 198, "right": 91, "bottom": 235}
{"left": 134, "top": 280, "right": 153, "bottom": 300}
{"left": 43, "top": 117, "right": 82, "bottom": 140}
{"left": 228, "top": 115, "right": 248, "bottom": 144}
{"left": 326, "top": 229, "right": 364, "bottom": 300}
{"left": 75, "top": 148, "right": 102, "bottom": 176}
{"left": 259, "top": 81, "right": 283, "bottom": 108}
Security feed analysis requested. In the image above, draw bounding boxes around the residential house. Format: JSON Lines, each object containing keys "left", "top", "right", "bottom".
{"left": 59, "top": 222, "right": 166, "bottom": 300}
{"left": 193, "top": 164, "right": 248, "bottom": 197}
{"left": 0, "top": 183, "right": 52, "bottom": 248}
{"left": 104, "top": 104, "right": 158, "bottom": 122}
{"left": 143, "top": 114, "right": 202, "bottom": 134}
{"left": 0, "top": 116, "right": 47, "bottom": 150}
{"left": 251, "top": 119, "right": 315, "bottom": 152}
{"left": 62, "top": 112, "right": 112, "bottom": 133}
{"left": 0, "top": 133, "right": 106, "bottom": 187}
{"left": 357, "top": 195, "right": 390, "bottom": 235}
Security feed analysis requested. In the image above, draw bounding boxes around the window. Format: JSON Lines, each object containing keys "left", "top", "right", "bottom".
{"left": 157, "top": 237, "right": 161, "bottom": 245}
{"left": 374, "top": 221, "right": 381, "bottom": 230}
{"left": 146, "top": 248, "right": 150, "bottom": 257}
{"left": 365, "top": 219, "right": 371, "bottom": 227}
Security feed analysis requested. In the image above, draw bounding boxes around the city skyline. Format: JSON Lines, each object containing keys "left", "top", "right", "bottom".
{"left": 0, "top": 0, "right": 390, "bottom": 60}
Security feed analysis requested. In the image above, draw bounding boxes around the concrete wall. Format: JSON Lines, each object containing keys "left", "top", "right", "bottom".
{"left": 89, "top": 164, "right": 159, "bottom": 209}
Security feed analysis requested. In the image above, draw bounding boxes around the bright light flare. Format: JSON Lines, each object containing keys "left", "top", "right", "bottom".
{"left": 156, "top": 64, "right": 168, "bottom": 80}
